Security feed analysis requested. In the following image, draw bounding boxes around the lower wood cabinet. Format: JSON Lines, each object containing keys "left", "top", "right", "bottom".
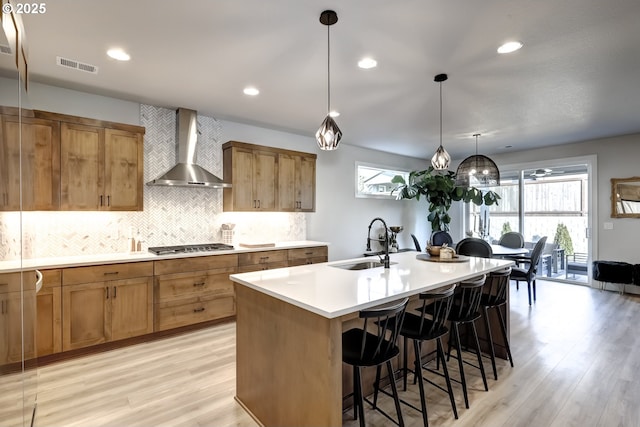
{"left": 61, "top": 262, "right": 153, "bottom": 351}
{"left": 0, "top": 271, "right": 37, "bottom": 365}
{"left": 8, "top": 245, "right": 327, "bottom": 360}
{"left": 36, "top": 269, "right": 62, "bottom": 357}
{"left": 153, "top": 254, "right": 237, "bottom": 331}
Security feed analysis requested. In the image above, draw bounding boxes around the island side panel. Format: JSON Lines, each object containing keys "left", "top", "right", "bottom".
{"left": 235, "top": 285, "right": 342, "bottom": 427}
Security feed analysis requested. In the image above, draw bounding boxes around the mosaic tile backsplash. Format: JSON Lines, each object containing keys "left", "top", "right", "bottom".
{"left": 0, "top": 105, "right": 305, "bottom": 260}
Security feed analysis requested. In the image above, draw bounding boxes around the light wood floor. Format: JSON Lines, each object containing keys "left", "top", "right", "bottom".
{"left": 10, "top": 280, "right": 640, "bottom": 426}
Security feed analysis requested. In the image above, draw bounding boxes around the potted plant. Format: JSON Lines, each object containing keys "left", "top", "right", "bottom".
{"left": 392, "top": 166, "right": 501, "bottom": 234}
{"left": 553, "top": 223, "right": 574, "bottom": 256}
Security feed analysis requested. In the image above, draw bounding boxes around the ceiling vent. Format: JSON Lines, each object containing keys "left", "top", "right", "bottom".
{"left": 56, "top": 56, "right": 99, "bottom": 74}
{"left": 0, "top": 44, "right": 12, "bottom": 55}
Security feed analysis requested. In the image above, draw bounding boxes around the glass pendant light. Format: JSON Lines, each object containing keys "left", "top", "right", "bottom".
{"left": 431, "top": 73, "right": 451, "bottom": 170}
{"left": 455, "top": 133, "right": 501, "bottom": 187}
{"left": 316, "top": 10, "right": 342, "bottom": 150}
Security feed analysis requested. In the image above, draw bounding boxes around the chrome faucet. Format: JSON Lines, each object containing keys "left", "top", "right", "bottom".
{"left": 366, "top": 217, "right": 391, "bottom": 268}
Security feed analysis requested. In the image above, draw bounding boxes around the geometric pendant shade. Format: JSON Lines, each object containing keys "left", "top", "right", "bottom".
{"left": 431, "top": 73, "right": 451, "bottom": 169}
{"left": 316, "top": 10, "right": 342, "bottom": 150}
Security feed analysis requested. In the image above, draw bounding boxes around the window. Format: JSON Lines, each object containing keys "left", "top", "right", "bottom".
{"left": 355, "top": 162, "right": 409, "bottom": 199}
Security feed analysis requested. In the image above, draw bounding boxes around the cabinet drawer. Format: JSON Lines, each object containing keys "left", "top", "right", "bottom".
{"left": 155, "top": 267, "right": 235, "bottom": 303}
{"left": 287, "top": 257, "right": 327, "bottom": 267}
{"left": 237, "top": 260, "right": 289, "bottom": 273}
{"left": 288, "top": 246, "right": 328, "bottom": 261}
{"left": 0, "top": 271, "right": 36, "bottom": 293}
{"left": 155, "top": 295, "right": 235, "bottom": 331}
{"left": 154, "top": 254, "right": 238, "bottom": 275}
{"left": 238, "top": 250, "right": 288, "bottom": 267}
{"left": 41, "top": 269, "right": 62, "bottom": 289}
{"left": 63, "top": 262, "right": 153, "bottom": 285}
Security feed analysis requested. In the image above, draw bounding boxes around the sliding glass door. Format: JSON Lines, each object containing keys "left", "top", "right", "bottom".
{"left": 467, "top": 159, "right": 593, "bottom": 285}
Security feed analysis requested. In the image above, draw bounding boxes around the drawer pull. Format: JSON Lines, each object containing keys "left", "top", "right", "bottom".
{"left": 305, "top": 252, "right": 313, "bottom": 255}
{"left": 104, "top": 272, "right": 119, "bottom": 276}
{"left": 193, "top": 282, "right": 206, "bottom": 287}
{"left": 193, "top": 307, "right": 205, "bottom": 313}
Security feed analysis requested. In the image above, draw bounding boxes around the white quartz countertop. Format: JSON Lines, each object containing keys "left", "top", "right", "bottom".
{"left": 230, "top": 251, "right": 514, "bottom": 319}
{"left": 0, "top": 241, "right": 329, "bottom": 273}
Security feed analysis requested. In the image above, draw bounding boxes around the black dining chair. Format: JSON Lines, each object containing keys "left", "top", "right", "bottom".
{"left": 498, "top": 231, "right": 525, "bottom": 249}
{"left": 430, "top": 231, "right": 453, "bottom": 247}
{"left": 411, "top": 234, "right": 422, "bottom": 252}
{"left": 342, "top": 298, "right": 409, "bottom": 427}
{"left": 510, "top": 236, "right": 548, "bottom": 305}
{"left": 480, "top": 266, "right": 513, "bottom": 380}
{"left": 455, "top": 238, "right": 493, "bottom": 258}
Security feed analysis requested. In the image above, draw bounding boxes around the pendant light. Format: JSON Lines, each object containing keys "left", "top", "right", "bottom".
{"left": 455, "top": 133, "right": 501, "bottom": 187}
{"left": 316, "top": 10, "right": 342, "bottom": 150}
{"left": 431, "top": 73, "right": 451, "bottom": 170}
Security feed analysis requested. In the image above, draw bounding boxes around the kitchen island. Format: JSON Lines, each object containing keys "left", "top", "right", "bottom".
{"left": 230, "top": 251, "right": 513, "bottom": 427}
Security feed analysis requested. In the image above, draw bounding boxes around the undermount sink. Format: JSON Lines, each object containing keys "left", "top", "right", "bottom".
{"left": 331, "top": 261, "right": 397, "bottom": 270}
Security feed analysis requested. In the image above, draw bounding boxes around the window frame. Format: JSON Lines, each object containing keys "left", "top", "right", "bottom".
{"left": 354, "top": 161, "right": 410, "bottom": 199}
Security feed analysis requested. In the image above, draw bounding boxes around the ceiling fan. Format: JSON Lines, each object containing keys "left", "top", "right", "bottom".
{"left": 528, "top": 168, "right": 565, "bottom": 179}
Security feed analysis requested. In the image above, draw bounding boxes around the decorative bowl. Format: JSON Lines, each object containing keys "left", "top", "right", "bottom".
{"left": 426, "top": 246, "right": 442, "bottom": 256}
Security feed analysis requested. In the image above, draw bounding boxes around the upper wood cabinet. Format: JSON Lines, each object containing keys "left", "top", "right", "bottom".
{"left": 223, "top": 142, "right": 277, "bottom": 211}
{"left": 0, "top": 106, "right": 145, "bottom": 211}
{"left": 278, "top": 153, "right": 316, "bottom": 212}
{"left": 0, "top": 111, "right": 61, "bottom": 211}
{"left": 222, "top": 141, "right": 316, "bottom": 212}
{"left": 60, "top": 122, "right": 143, "bottom": 211}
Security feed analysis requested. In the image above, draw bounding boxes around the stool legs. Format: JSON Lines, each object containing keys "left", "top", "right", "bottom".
{"left": 482, "top": 306, "right": 499, "bottom": 380}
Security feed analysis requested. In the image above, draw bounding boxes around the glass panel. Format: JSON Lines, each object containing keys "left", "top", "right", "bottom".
{"left": 355, "top": 162, "right": 409, "bottom": 199}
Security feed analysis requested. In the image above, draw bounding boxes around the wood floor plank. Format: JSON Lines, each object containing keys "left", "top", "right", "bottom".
{"left": 3, "top": 280, "right": 640, "bottom": 426}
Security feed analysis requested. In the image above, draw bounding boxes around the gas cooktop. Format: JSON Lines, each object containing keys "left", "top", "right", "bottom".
{"left": 147, "top": 243, "right": 234, "bottom": 255}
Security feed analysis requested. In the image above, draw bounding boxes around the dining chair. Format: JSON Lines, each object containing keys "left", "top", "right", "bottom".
{"left": 411, "top": 234, "right": 422, "bottom": 252}
{"left": 342, "top": 298, "right": 409, "bottom": 427}
{"left": 510, "top": 236, "right": 548, "bottom": 305}
{"left": 430, "top": 231, "right": 453, "bottom": 247}
{"left": 498, "top": 232, "right": 524, "bottom": 249}
{"left": 455, "top": 238, "right": 493, "bottom": 258}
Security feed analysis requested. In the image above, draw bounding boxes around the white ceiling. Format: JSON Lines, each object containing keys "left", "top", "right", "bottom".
{"left": 9, "top": 0, "right": 640, "bottom": 159}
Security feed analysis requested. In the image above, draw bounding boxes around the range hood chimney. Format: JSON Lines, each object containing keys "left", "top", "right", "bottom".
{"left": 146, "top": 108, "right": 231, "bottom": 188}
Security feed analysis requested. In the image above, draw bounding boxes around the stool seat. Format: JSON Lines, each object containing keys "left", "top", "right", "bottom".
{"left": 342, "top": 329, "right": 400, "bottom": 367}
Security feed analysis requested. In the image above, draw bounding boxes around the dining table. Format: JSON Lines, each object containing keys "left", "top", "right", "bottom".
{"left": 490, "top": 244, "right": 529, "bottom": 257}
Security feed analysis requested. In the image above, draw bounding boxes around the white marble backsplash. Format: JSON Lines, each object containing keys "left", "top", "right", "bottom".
{"left": 0, "top": 104, "right": 305, "bottom": 260}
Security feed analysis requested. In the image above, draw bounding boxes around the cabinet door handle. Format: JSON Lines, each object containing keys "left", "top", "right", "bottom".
{"left": 105, "top": 287, "right": 109, "bottom": 299}
{"left": 107, "top": 195, "right": 111, "bottom": 207}
{"left": 193, "top": 307, "right": 205, "bottom": 313}
{"left": 99, "top": 195, "right": 103, "bottom": 206}
{"left": 257, "top": 199, "right": 261, "bottom": 209}
{"left": 113, "top": 286, "right": 117, "bottom": 298}
{"left": 253, "top": 200, "right": 257, "bottom": 208}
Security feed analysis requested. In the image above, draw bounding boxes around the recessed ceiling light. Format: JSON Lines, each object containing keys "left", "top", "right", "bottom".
{"left": 497, "top": 41, "right": 523, "bottom": 54}
{"left": 243, "top": 86, "right": 259, "bottom": 96}
{"left": 358, "top": 57, "right": 377, "bottom": 69}
{"left": 329, "top": 110, "right": 340, "bottom": 118}
{"left": 106, "top": 48, "right": 130, "bottom": 61}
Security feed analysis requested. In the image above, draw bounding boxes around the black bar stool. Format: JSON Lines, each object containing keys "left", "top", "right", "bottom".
{"left": 395, "top": 284, "right": 458, "bottom": 427}
{"left": 342, "top": 298, "right": 409, "bottom": 427}
{"left": 480, "top": 266, "right": 513, "bottom": 380}
{"left": 447, "top": 275, "right": 489, "bottom": 409}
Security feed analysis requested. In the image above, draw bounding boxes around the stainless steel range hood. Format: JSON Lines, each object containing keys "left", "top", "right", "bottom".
{"left": 147, "top": 108, "right": 231, "bottom": 188}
